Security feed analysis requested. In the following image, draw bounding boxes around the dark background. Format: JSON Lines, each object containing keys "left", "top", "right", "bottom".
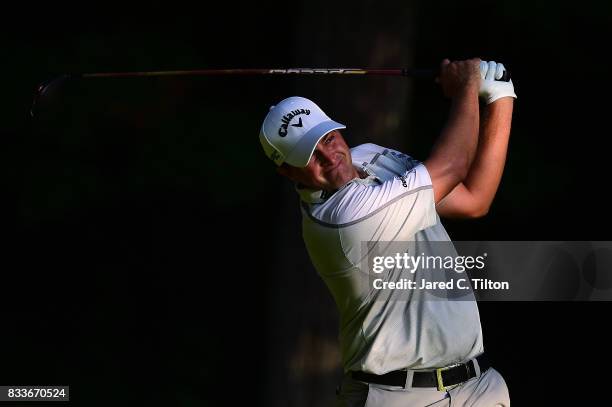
{"left": 3, "top": 0, "right": 611, "bottom": 405}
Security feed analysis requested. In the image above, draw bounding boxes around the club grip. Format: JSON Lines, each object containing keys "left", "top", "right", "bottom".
{"left": 402, "top": 68, "right": 511, "bottom": 82}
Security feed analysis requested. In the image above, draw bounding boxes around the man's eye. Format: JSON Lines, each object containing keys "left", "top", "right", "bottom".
{"left": 325, "top": 135, "right": 335, "bottom": 144}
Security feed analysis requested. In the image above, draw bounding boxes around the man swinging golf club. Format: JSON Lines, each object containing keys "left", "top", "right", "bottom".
{"left": 259, "top": 58, "right": 515, "bottom": 406}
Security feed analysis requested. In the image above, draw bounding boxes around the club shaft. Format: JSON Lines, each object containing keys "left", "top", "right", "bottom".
{"left": 77, "top": 68, "right": 435, "bottom": 78}
{"left": 30, "top": 68, "right": 434, "bottom": 117}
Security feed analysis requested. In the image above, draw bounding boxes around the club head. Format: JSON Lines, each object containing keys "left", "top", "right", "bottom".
{"left": 30, "top": 74, "right": 72, "bottom": 118}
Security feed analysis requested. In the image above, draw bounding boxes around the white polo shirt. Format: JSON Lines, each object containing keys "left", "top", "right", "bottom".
{"left": 298, "top": 143, "right": 483, "bottom": 374}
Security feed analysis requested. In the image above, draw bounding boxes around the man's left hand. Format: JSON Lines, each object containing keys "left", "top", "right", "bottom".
{"left": 479, "top": 61, "right": 517, "bottom": 104}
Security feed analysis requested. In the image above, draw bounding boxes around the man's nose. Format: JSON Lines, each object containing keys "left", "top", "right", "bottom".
{"left": 316, "top": 147, "right": 337, "bottom": 166}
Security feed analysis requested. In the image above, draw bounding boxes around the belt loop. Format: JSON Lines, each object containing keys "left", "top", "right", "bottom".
{"left": 472, "top": 357, "right": 481, "bottom": 377}
{"left": 404, "top": 370, "right": 414, "bottom": 390}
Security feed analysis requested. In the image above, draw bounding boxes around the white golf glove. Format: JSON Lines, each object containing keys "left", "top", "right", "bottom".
{"left": 479, "top": 60, "right": 517, "bottom": 104}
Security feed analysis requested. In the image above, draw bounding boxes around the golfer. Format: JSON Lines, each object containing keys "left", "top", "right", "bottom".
{"left": 259, "top": 58, "right": 515, "bottom": 406}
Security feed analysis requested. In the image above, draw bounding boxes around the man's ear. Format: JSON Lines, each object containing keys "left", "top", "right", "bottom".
{"left": 276, "top": 164, "right": 291, "bottom": 179}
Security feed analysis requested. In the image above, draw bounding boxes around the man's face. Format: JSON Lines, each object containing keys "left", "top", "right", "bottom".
{"left": 278, "top": 130, "right": 358, "bottom": 191}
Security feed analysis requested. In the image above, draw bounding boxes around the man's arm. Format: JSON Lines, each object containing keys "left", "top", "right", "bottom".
{"left": 436, "top": 61, "right": 516, "bottom": 218}
{"left": 436, "top": 99, "right": 513, "bottom": 218}
{"left": 424, "top": 58, "right": 481, "bottom": 204}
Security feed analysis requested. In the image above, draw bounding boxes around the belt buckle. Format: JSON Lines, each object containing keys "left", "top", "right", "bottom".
{"left": 435, "top": 365, "right": 452, "bottom": 392}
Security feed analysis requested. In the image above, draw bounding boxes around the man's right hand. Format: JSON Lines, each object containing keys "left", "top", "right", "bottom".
{"left": 438, "top": 58, "right": 481, "bottom": 99}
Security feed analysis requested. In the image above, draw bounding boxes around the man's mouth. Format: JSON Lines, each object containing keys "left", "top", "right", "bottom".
{"left": 324, "top": 155, "right": 343, "bottom": 173}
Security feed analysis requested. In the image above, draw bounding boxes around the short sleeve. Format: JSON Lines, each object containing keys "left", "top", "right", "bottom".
{"left": 306, "top": 163, "right": 436, "bottom": 231}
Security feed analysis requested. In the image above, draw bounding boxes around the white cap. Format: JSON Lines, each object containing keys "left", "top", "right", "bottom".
{"left": 259, "top": 96, "right": 346, "bottom": 167}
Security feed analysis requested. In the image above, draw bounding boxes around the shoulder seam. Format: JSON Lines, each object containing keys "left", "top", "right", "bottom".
{"left": 302, "top": 185, "right": 433, "bottom": 229}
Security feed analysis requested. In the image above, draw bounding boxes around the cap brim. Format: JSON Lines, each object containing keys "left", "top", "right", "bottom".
{"left": 283, "top": 120, "right": 346, "bottom": 167}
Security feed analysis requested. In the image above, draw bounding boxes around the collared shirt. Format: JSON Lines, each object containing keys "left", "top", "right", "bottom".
{"left": 299, "top": 143, "right": 483, "bottom": 374}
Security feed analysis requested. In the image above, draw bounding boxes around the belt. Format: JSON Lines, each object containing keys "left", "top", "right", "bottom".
{"left": 351, "top": 354, "right": 490, "bottom": 391}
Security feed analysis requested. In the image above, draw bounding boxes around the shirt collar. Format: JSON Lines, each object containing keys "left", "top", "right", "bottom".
{"left": 296, "top": 184, "right": 332, "bottom": 204}
{"left": 296, "top": 166, "right": 380, "bottom": 204}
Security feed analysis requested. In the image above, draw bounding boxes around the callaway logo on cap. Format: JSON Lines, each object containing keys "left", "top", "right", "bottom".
{"left": 259, "top": 96, "right": 346, "bottom": 167}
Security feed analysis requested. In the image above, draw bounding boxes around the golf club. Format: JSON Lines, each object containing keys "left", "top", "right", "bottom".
{"left": 30, "top": 67, "right": 511, "bottom": 117}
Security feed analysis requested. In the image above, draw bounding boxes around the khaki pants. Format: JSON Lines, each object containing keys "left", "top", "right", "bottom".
{"left": 336, "top": 367, "right": 510, "bottom": 407}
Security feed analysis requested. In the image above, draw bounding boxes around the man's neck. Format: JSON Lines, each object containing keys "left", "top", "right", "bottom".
{"left": 320, "top": 166, "right": 366, "bottom": 194}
